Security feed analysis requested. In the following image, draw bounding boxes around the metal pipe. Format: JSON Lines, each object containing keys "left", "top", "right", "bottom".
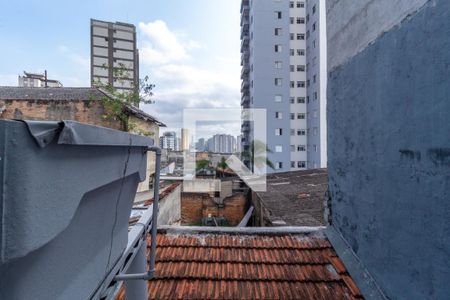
{"left": 123, "top": 238, "right": 148, "bottom": 299}
{"left": 115, "top": 146, "right": 161, "bottom": 282}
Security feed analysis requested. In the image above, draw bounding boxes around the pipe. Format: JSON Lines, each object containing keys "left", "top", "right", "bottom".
{"left": 115, "top": 146, "right": 161, "bottom": 282}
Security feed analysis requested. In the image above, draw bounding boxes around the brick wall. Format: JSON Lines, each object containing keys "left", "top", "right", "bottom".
{"left": 181, "top": 192, "right": 247, "bottom": 226}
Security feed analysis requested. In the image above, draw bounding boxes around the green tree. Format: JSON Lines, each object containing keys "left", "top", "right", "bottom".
{"left": 216, "top": 156, "right": 228, "bottom": 178}
{"left": 196, "top": 159, "right": 211, "bottom": 173}
{"left": 92, "top": 63, "right": 155, "bottom": 133}
{"left": 241, "top": 140, "right": 275, "bottom": 172}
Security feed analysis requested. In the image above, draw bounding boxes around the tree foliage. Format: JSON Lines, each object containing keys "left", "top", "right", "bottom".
{"left": 241, "top": 140, "right": 275, "bottom": 171}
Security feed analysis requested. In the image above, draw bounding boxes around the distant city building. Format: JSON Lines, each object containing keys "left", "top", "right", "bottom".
{"left": 90, "top": 19, "right": 139, "bottom": 95}
{"left": 240, "top": 0, "right": 327, "bottom": 172}
{"left": 18, "top": 71, "right": 62, "bottom": 88}
{"left": 180, "top": 128, "right": 190, "bottom": 151}
{"left": 236, "top": 135, "right": 242, "bottom": 153}
{"left": 206, "top": 134, "right": 236, "bottom": 154}
{"left": 195, "top": 138, "right": 206, "bottom": 152}
{"left": 160, "top": 131, "right": 180, "bottom": 151}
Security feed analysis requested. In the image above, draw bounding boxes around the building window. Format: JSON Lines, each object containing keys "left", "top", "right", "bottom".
{"left": 290, "top": 129, "right": 295, "bottom": 136}
{"left": 298, "top": 161, "right": 306, "bottom": 168}
{"left": 290, "top": 145, "right": 295, "bottom": 152}
{"left": 306, "top": 31, "right": 310, "bottom": 39}
{"left": 290, "top": 65, "right": 295, "bottom": 72}
{"left": 275, "top": 11, "right": 282, "bottom": 19}
{"left": 291, "top": 161, "right": 295, "bottom": 168}
{"left": 297, "top": 81, "right": 305, "bottom": 88}
{"left": 275, "top": 111, "right": 283, "bottom": 119}
{"left": 314, "top": 92, "right": 318, "bottom": 100}
{"left": 313, "top": 75, "right": 317, "bottom": 83}
{"left": 297, "top": 1, "right": 304, "bottom": 8}
{"left": 275, "top": 128, "right": 283, "bottom": 136}
{"left": 275, "top": 78, "right": 283, "bottom": 86}
{"left": 307, "top": 96, "right": 310, "bottom": 103}
{"left": 297, "top": 113, "right": 305, "bottom": 119}
{"left": 313, "top": 22, "right": 316, "bottom": 31}
{"left": 306, "top": 14, "right": 310, "bottom": 23}
{"left": 275, "top": 145, "right": 283, "bottom": 152}
{"left": 307, "top": 80, "right": 310, "bottom": 87}
{"left": 290, "top": 81, "right": 295, "bottom": 88}
{"left": 313, "top": 127, "right": 318, "bottom": 136}
{"left": 297, "top": 49, "right": 305, "bottom": 56}
{"left": 290, "top": 17, "right": 294, "bottom": 24}
{"left": 289, "top": 1, "right": 294, "bottom": 8}
{"left": 275, "top": 61, "right": 283, "bottom": 69}
{"left": 290, "top": 49, "right": 295, "bottom": 56}
{"left": 297, "top": 129, "right": 306, "bottom": 136}
{"left": 290, "top": 97, "right": 295, "bottom": 104}
{"left": 290, "top": 113, "right": 295, "bottom": 120}
{"left": 274, "top": 95, "right": 282, "bottom": 102}
{"left": 312, "top": 57, "right": 317, "bottom": 66}
{"left": 297, "top": 97, "right": 305, "bottom": 103}
{"left": 275, "top": 44, "right": 282, "bottom": 52}
{"left": 297, "top": 65, "right": 305, "bottom": 72}
{"left": 290, "top": 33, "right": 294, "bottom": 40}
{"left": 276, "top": 162, "right": 283, "bottom": 170}
{"left": 298, "top": 145, "right": 306, "bottom": 151}
{"left": 275, "top": 28, "right": 283, "bottom": 36}
{"left": 313, "top": 145, "right": 318, "bottom": 152}
{"left": 297, "top": 33, "right": 305, "bottom": 40}
{"left": 312, "top": 4, "right": 316, "bottom": 14}
{"left": 297, "top": 17, "right": 305, "bottom": 24}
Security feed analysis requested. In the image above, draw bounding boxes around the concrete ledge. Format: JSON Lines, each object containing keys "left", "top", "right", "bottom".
{"left": 158, "top": 225, "right": 326, "bottom": 236}
{"left": 325, "top": 226, "right": 387, "bottom": 300}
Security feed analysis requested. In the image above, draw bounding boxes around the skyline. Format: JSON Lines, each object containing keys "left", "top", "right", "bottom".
{"left": 0, "top": 0, "right": 241, "bottom": 136}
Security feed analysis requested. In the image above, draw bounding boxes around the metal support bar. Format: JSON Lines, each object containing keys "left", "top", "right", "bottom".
{"left": 238, "top": 206, "right": 254, "bottom": 227}
{"left": 114, "top": 146, "right": 161, "bottom": 283}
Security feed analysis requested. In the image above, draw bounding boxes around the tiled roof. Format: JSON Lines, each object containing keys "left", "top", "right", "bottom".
{"left": 117, "top": 232, "right": 362, "bottom": 300}
{"left": 255, "top": 169, "right": 328, "bottom": 226}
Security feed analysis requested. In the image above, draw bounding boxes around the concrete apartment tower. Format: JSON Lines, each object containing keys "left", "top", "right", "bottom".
{"left": 240, "top": 0, "right": 327, "bottom": 172}
{"left": 90, "top": 19, "right": 139, "bottom": 95}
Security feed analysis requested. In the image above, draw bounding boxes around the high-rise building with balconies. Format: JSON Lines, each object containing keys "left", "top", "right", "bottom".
{"left": 240, "top": 0, "right": 327, "bottom": 172}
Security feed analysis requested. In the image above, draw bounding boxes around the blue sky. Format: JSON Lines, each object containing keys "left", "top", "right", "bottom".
{"left": 0, "top": 0, "right": 242, "bottom": 138}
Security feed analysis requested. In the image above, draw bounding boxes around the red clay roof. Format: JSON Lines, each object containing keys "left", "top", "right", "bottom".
{"left": 117, "top": 233, "right": 362, "bottom": 300}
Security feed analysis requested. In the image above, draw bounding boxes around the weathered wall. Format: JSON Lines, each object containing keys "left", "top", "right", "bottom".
{"left": 158, "top": 184, "right": 181, "bottom": 225}
{"left": 181, "top": 192, "right": 247, "bottom": 226}
{"left": 327, "top": 0, "right": 450, "bottom": 299}
{"left": 0, "top": 99, "right": 121, "bottom": 129}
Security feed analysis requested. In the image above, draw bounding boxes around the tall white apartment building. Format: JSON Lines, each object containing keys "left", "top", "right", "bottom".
{"left": 240, "top": 0, "right": 327, "bottom": 172}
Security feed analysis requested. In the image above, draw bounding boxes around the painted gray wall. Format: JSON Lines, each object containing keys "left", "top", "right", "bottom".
{"left": 327, "top": 0, "right": 450, "bottom": 299}
{"left": 158, "top": 184, "right": 181, "bottom": 225}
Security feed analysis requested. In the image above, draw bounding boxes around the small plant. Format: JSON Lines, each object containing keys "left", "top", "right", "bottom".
{"left": 92, "top": 63, "right": 155, "bottom": 133}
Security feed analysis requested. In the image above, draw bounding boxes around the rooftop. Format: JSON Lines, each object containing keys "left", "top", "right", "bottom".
{"left": 254, "top": 169, "right": 328, "bottom": 226}
{"left": 0, "top": 86, "right": 166, "bottom": 127}
{"left": 116, "top": 227, "right": 362, "bottom": 300}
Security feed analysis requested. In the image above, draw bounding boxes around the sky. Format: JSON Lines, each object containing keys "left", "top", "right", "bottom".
{"left": 0, "top": 0, "right": 242, "bottom": 139}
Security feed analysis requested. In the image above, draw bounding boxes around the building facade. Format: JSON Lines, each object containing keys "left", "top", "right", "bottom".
{"left": 90, "top": 19, "right": 139, "bottom": 95}
{"left": 240, "top": 0, "right": 327, "bottom": 172}
{"left": 206, "top": 134, "right": 236, "bottom": 154}
{"left": 18, "top": 71, "right": 62, "bottom": 88}
{"left": 160, "top": 131, "right": 179, "bottom": 151}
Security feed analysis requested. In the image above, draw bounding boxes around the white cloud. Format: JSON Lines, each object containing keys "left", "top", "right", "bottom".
{"left": 58, "top": 45, "right": 90, "bottom": 70}
{"left": 139, "top": 20, "right": 200, "bottom": 65}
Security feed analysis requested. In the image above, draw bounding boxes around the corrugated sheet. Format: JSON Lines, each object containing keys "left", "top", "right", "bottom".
{"left": 117, "top": 234, "right": 362, "bottom": 300}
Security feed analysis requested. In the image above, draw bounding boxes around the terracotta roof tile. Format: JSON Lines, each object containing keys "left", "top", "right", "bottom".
{"left": 117, "top": 233, "right": 363, "bottom": 300}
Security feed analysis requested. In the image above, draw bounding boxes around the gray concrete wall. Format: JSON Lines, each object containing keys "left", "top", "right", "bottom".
{"left": 158, "top": 184, "right": 181, "bottom": 225}
{"left": 327, "top": 0, "right": 450, "bottom": 299}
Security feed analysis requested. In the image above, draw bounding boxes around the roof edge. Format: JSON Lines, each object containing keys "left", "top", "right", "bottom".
{"left": 158, "top": 225, "right": 327, "bottom": 236}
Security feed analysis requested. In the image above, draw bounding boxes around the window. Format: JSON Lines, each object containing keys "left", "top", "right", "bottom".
{"left": 297, "top": 65, "right": 305, "bottom": 72}
{"left": 313, "top": 22, "right": 316, "bottom": 31}
{"left": 274, "top": 95, "right": 282, "bottom": 102}
{"left": 275, "top": 61, "right": 283, "bottom": 69}
{"left": 297, "top": 1, "right": 304, "bottom": 8}
{"left": 313, "top": 40, "right": 316, "bottom": 48}
{"left": 297, "top": 97, "right": 305, "bottom": 103}
{"left": 313, "top": 145, "right": 318, "bottom": 152}
{"left": 275, "top": 78, "right": 283, "bottom": 86}
{"left": 306, "top": 14, "right": 310, "bottom": 23}
{"left": 290, "top": 33, "right": 294, "bottom": 40}
{"left": 275, "top": 11, "right": 282, "bottom": 19}
{"left": 290, "top": 145, "right": 295, "bottom": 152}
{"left": 312, "top": 57, "right": 317, "bottom": 66}
{"left": 306, "top": 80, "right": 310, "bottom": 87}
{"left": 307, "top": 96, "right": 310, "bottom": 103}
{"left": 290, "top": 49, "right": 295, "bottom": 56}
{"left": 297, "top": 17, "right": 305, "bottom": 24}
{"left": 297, "top": 81, "right": 305, "bottom": 88}
{"left": 298, "top": 161, "right": 306, "bottom": 168}
{"left": 290, "top": 17, "right": 294, "bottom": 24}
{"left": 276, "top": 162, "right": 283, "bottom": 170}
{"left": 275, "top": 145, "right": 283, "bottom": 153}
{"left": 297, "top": 145, "right": 306, "bottom": 151}
{"left": 275, "top": 112, "right": 283, "bottom": 119}
{"left": 313, "top": 127, "right": 318, "bottom": 136}
{"left": 297, "top": 33, "right": 305, "bottom": 40}
{"left": 297, "top": 129, "right": 306, "bottom": 136}
{"left": 275, "top": 128, "right": 283, "bottom": 136}
{"left": 290, "top": 129, "right": 295, "bottom": 136}
{"left": 297, "top": 49, "right": 305, "bottom": 56}
{"left": 289, "top": 1, "right": 294, "bottom": 8}
{"left": 275, "top": 44, "right": 282, "bottom": 52}
{"left": 290, "top": 65, "right": 295, "bottom": 72}
{"left": 290, "top": 113, "right": 295, "bottom": 120}
{"left": 290, "top": 81, "right": 295, "bottom": 88}
{"left": 314, "top": 92, "right": 318, "bottom": 100}
{"left": 297, "top": 113, "right": 305, "bottom": 119}
{"left": 291, "top": 161, "right": 295, "bottom": 168}
{"left": 313, "top": 75, "right": 317, "bottom": 83}
{"left": 312, "top": 4, "right": 316, "bottom": 14}
{"left": 290, "top": 97, "right": 295, "bottom": 104}
{"left": 275, "top": 28, "right": 283, "bottom": 36}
